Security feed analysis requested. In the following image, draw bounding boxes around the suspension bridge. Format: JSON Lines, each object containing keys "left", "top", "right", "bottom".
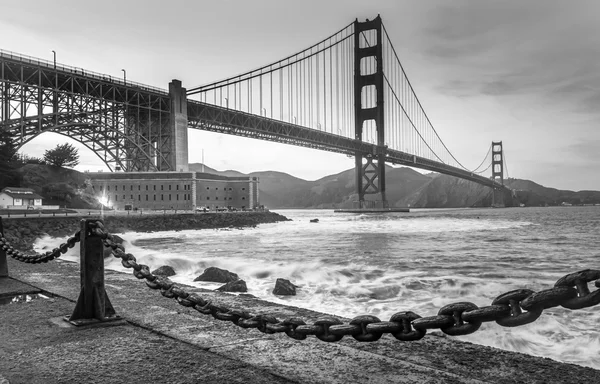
{"left": 0, "top": 15, "right": 509, "bottom": 208}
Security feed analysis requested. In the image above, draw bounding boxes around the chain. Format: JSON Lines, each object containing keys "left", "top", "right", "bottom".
{"left": 0, "top": 232, "right": 80, "bottom": 264}
{"left": 93, "top": 220, "right": 600, "bottom": 342}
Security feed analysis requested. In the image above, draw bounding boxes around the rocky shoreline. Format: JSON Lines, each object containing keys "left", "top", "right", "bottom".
{"left": 0, "top": 211, "right": 290, "bottom": 251}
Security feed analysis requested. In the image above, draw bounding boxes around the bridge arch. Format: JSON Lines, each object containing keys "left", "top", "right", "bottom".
{"left": 7, "top": 116, "right": 170, "bottom": 172}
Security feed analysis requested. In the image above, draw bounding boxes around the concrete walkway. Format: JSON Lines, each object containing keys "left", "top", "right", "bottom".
{"left": 1, "top": 257, "right": 599, "bottom": 384}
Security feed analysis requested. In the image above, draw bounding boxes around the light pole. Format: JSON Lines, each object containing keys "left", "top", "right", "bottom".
{"left": 52, "top": 50, "right": 56, "bottom": 69}
{"left": 121, "top": 69, "right": 126, "bottom": 84}
{"left": 224, "top": 97, "right": 228, "bottom": 109}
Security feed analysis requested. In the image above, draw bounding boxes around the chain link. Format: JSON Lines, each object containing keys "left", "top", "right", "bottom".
{"left": 88, "top": 220, "right": 600, "bottom": 343}
{"left": 0, "top": 232, "right": 80, "bottom": 264}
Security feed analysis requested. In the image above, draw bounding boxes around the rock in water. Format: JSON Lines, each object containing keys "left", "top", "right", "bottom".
{"left": 194, "top": 267, "right": 239, "bottom": 283}
{"left": 272, "top": 278, "right": 297, "bottom": 296}
{"left": 216, "top": 279, "right": 247, "bottom": 293}
{"left": 103, "top": 234, "right": 124, "bottom": 259}
{"left": 152, "top": 265, "right": 176, "bottom": 277}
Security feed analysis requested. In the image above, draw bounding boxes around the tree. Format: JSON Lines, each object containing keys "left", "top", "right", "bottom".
{"left": 43, "top": 143, "right": 80, "bottom": 168}
{"left": 0, "top": 130, "right": 20, "bottom": 189}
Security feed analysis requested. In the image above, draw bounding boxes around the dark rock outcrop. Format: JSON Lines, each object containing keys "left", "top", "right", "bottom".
{"left": 1, "top": 211, "right": 289, "bottom": 251}
{"left": 103, "top": 234, "right": 124, "bottom": 259}
{"left": 152, "top": 265, "right": 176, "bottom": 277}
{"left": 216, "top": 279, "right": 247, "bottom": 293}
{"left": 194, "top": 267, "right": 239, "bottom": 283}
{"left": 272, "top": 278, "right": 298, "bottom": 296}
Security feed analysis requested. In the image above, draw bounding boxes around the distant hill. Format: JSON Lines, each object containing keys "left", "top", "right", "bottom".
{"left": 186, "top": 163, "right": 600, "bottom": 208}
{"left": 506, "top": 178, "right": 600, "bottom": 206}
{"left": 13, "top": 163, "right": 600, "bottom": 209}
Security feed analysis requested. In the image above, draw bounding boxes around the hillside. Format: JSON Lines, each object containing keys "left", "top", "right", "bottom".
{"left": 11, "top": 163, "right": 600, "bottom": 209}
{"left": 16, "top": 164, "right": 101, "bottom": 209}
{"left": 189, "top": 163, "right": 600, "bottom": 208}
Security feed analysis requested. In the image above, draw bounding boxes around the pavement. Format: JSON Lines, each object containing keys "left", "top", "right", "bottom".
{"left": 1, "top": 256, "right": 600, "bottom": 384}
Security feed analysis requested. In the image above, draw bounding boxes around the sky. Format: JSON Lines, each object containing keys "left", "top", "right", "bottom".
{"left": 1, "top": 0, "right": 599, "bottom": 191}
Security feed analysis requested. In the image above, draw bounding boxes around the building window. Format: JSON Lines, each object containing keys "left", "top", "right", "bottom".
{"left": 138, "top": 195, "right": 141, "bottom": 201}
{"left": 242, "top": 188, "right": 246, "bottom": 191}
{"left": 242, "top": 197, "right": 246, "bottom": 200}
{"left": 169, "top": 185, "right": 171, "bottom": 190}
{"left": 146, "top": 185, "right": 148, "bottom": 191}
{"left": 153, "top": 195, "right": 156, "bottom": 201}
{"left": 138, "top": 185, "right": 141, "bottom": 191}
{"left": 169, "top": 194, "right": 171, "bottom": 201}
{"left": 207, "top": 197, "right": 210, "bottom": 200}
{"left": 177, "top": 195, "right": 179, "bottom": 200}
{"left": 115, "top": 195, "right": 118, "bottom": 201}
{"left": 161, "top": 194, "right": 164, "bottom": 201}
{"left": 123, "top": 195, "right": 125, "bottom": 199}
{"left": 229, "top": 188, "right": 232, "bottom": 191}
{"left": 107, "top": 186, "right": 110, "bottom": 191}
{"left": 161, "top": 185, "right": 164, "bottom": 191}
{"left": 122, "top": 185, "right": 125, "bottom": 191}
{"left": 216, "top": 197, "right": 219, "bottom": 200}
{"left": 145, "top": 195, "right": 148, "bottom": 201}
{"left": 216, "top": 187, "right": 218, "bottom": 190}
{"left": 153, "top": 185, "right": 156, "bottom": 191}
{"left": 206, "top": 187, "right": 209, "bottom": 190}
{"left": 176, "top": 185, "right": 179, "bottom": 190}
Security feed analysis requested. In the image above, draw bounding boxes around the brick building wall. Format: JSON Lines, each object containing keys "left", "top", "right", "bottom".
{"left": 88, "top": 172, "right": 259, "bottom": 211}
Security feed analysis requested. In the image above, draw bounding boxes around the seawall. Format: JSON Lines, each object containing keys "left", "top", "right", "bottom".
{"left": 0, "top": 211, "right": 290, "bottom": 250}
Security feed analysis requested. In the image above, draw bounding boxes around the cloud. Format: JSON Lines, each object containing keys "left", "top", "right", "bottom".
{"left": 421, "top": 1, "right": 600, "bottom": 117}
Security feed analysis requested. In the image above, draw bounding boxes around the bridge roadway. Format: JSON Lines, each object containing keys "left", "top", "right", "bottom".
{"left": 1, "top": 50, "right": 504, "bottom": 190}
{"left": 187, "top": 101, "right": 505, "bottom": 189}
{"left": 2, "top": 254, "right": 599, "bottom": 383}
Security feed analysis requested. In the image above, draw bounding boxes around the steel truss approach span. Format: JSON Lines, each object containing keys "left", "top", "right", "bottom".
{"left": 1, "top": 14, "right": 508, "bottom": 206}
{"left": 0, "top": 49, "right": 172, "bottom": 172}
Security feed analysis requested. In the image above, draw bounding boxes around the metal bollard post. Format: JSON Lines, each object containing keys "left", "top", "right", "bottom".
{"left": 0, "top": 218, "right": 8, "bottom": 278}
{"left": 67, "top": 219, "right": 120, "bottom": 325}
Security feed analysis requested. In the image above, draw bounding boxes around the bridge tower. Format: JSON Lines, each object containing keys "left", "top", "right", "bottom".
{"left": 354, "top": 16, "right": 387, "bottom": 209}
{"left": 491, "top": 141, "right": 504, "bottom": 207}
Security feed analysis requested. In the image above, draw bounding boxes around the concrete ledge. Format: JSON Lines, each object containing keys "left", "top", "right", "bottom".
{"left": 1, "top": 257, "right": 599, "bottom": 383}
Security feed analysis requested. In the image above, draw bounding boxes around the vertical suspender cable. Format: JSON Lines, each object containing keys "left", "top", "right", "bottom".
{"left": 270, "top": 69, "right": 273, "bottom": 118}
{"left": 329, "top": 41, "right": 333, "bottom": 133}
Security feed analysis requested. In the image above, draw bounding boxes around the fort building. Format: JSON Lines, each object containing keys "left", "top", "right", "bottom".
{"left": 87, "top": 171, "right": 259, "bottom": 211}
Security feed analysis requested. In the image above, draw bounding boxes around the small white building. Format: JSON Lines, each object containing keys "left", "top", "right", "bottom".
{"left": 0, "top": 187, "right": 43, "bottom": 208}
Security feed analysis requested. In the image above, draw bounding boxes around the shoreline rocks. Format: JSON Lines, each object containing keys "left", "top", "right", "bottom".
{"left": 272, "top": 278, "right": 298, "bottom": 296}
{"left": 1, "top": 211, "right": 290, "bottom": 251}
{"left": 152, "top": 266, "right": 176, "bottom": 277}
{"left": 216, "top": 280, "right": 248, "bottom": 293}
{"left": 194, "top": 267, "right": 239, "bottom": 283}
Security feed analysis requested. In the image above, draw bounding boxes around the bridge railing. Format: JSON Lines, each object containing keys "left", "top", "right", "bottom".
{"left": 0, "top": 49, "right": 168, "bottom": 96}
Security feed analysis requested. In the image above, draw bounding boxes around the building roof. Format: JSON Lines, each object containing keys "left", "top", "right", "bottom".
{"left": 0, "top": 187, "right": 44, "bottom": 200}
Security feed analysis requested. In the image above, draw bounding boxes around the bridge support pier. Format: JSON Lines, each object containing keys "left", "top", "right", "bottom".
{"left": 169, "top": 80, "right": 189, "bottom": 172}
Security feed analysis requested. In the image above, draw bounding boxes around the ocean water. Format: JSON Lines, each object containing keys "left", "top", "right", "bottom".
{"left": 45, "top": 206, "right": 600, "bottom": 369}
